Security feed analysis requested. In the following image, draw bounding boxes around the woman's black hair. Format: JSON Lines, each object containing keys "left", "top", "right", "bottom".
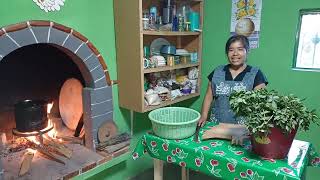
{"left": 225, "top": 35, "right": 250, "bottom": 55}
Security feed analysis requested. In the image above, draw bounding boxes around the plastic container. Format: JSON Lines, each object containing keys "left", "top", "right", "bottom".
{"left": 149, "top": 107, "right": 200, "bottom": 139}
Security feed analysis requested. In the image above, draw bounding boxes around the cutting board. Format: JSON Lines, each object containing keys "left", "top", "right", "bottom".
{"left": 59, "top": 78, "right": 83, "bottom": 130}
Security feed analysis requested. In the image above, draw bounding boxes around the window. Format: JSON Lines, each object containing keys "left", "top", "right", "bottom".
{"left": 293, "top": 9, "right": 320, "bottom": 70}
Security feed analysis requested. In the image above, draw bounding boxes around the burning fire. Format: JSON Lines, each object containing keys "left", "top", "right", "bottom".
{"left": 28, "top": 148, "right": 37, "bottom": 154}
{"left": 26, "top": 136, "right": 40, "bottom": 145}
{"left": 25, "top": 119, "right": 60, "bottom": 145}
{"left": 47, "top": 102, "right": 54, "bottom": 114}
{"left": 24, "top": 102, "right": 61, "bottom": 145}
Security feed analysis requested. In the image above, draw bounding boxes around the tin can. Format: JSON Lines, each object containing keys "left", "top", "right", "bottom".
{"left": 167, "top": 55, "right": 175, "bottom": 66}
{"left": 178, "top": 15, "right": 184, "bottom": 32}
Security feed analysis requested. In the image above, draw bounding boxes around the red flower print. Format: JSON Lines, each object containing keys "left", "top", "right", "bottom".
{"left": 227, "top": 163, "right": 235, "bottom": 172}
{"left": 195, "top": 158, "right": 202, "bottom": 167}
{"left": 312, "top": 158, "right": 320, "bottom": 166}
{"left": 167, "top": 155, "right": 173, "bottom": 163}
{"left": 202, "top": 146, "right": 210, "bottom": 150}
{"left": 172, "top": 149, "right": 177, "bottom": 155}
{"left": 291, "top": 162, "right": 298, "bottom": 168}
{"left": 241, "top": 157, "right": 250, "bottom": 162}
{"left": 179, "top": 161, "right": 186, "bottom": 167}
{"left": 176, "top": 148, "right": 181, "bottom": 153}
{"left": 214, "top": 151, "right": 225, "bottom": 155}
{"left": 132, "top": 152, "right": 139, "bottom": 160}
{"left": 240, "top": 172, "right": 247, "bottom": 178}
{"left": 162, "top": 143, "right": 168, "bottom": 151}
{"left": 247, "top": 169, "right": 253, "bottom": 175}
{"left": 210, "top": 159, "right": 219, "bottom": 166}
{"left": 151, "top": 141, "right": 157, "bottom": 147}
{"left": 282, "top": 167, "right": 292, "bottom": 173}
{"left": 235, "top": 151, "right": 243, "bottom": 155}
{"left": 210, "top": 142, "right": 217, "bottom": 147}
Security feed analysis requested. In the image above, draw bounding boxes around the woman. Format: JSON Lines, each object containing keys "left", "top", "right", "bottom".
{"left": 198, "top": 35, "right": 268, "bottom": 128}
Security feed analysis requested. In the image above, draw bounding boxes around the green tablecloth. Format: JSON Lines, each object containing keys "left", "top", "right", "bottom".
{"left": 132, "top": 122, "right": 320, "bottom": 180}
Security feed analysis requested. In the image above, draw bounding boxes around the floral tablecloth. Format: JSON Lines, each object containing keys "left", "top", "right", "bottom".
{"left": 132, "top": 122, "right": 320, "bottom": 180}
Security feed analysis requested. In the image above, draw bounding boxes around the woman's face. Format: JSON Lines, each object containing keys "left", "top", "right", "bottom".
{"left": 227, "top": 41, "right": 247, "bottom": 67}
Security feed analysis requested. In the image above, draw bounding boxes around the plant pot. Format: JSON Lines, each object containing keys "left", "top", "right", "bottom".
{"left": 251, "top": 127, "right": 297, "bottom": 159}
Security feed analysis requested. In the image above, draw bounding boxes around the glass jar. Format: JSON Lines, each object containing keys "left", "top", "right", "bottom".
{"left": 142, "top": 12, "right": 149, "bottom": 30}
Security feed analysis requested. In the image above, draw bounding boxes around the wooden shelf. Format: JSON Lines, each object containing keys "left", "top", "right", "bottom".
{"left": 144, "top": 93, "right": 200, "bottom": 112}
{"left": 143, "top": 31, "right": 200, "bottom": 36}
{"left": 114, "top": 0, "right": 203, "bottom": 113}
{"left": 144, "top": 63, "right": 200, "bottom": 73}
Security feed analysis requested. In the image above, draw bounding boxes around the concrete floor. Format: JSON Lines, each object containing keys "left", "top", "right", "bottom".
{"left": 130, "top": 163, "right": 217, "bottom": 180}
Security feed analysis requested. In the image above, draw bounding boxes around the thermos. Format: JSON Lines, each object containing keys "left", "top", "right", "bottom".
{"left": 189, "top": 12, "right": 200, "bottom": 32}
{"left": 162, "top": 0, "right": 175, "bottom": 24}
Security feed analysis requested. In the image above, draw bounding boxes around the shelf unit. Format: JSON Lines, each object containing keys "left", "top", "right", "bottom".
{"left": 114, "top": 0, "right": 203, "bottom": 113}
{"left": 143, "top": 30, "right": 201, "bottom": 36}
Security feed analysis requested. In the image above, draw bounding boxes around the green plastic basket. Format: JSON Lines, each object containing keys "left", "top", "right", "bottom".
{"left": 148, "top": 107, "right": 200, "bottom": 139}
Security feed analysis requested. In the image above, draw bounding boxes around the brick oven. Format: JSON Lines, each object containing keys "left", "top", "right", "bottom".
{"left": 0, "top": 20, "right": 125, "bottom": 179}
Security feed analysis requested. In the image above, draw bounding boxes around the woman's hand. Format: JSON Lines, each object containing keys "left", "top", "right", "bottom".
{"left": 198, "top": 116, "right": 207, "bottom": 127}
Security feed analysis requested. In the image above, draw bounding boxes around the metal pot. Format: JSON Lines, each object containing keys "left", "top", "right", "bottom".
{"left": 14, "top": 99, "right": 48, "bottom": 132}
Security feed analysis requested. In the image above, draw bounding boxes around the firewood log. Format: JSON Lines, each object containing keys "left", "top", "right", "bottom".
{"left": 96, "top": 133, "right": 130, "bottom": 149}
{"left": 56, "top": 135, "right": 83, "bottom": 144}
{"left": 97, "top": 140, "right": 130, "bottom": 153}
{"left": 24, "top": 138, "right": 65, "bottom": 165}
{"left": 19, "top": 151, "right": 34, "bottom": 176}
{"left": 43, "top": 136, "right": 72, "bottom": 159}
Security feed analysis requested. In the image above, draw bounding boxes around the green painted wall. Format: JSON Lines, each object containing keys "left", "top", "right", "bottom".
{"left": 193, "top": 0, "right": 320, "bottom": 179}
{"left": 0, "top": 0, "right": 152, "bottom": 179}
{"left": 1, "top": 0, "right": 319, "bottom": 179}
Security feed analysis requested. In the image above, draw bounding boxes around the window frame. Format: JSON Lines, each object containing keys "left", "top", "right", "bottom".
{"left": 293, "top": 8, "right": 320, "bottom": 72}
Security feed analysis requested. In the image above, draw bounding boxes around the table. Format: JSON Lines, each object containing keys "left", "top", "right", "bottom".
{"left": 132, "top": 122, "right": 320, "bottom": 180}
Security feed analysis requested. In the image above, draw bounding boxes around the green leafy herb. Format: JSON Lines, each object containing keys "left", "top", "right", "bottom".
{"left": 229, "top": 89, "right": 319, "bottom": 135}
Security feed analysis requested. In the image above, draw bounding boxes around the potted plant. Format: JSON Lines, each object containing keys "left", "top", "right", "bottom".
{"left": 229, "top": 89, "right": 319, "bottom": 159}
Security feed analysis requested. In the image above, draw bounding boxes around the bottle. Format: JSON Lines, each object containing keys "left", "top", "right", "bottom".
{"left": 172, "top": 15, "right": 178, "bottom": 31}
{"left": 150, "top": 6, "right": 157, "bottom": 23}
{"left": 178, "top": 15, "right": 184, "bottom": 32}
{"left": 149, "top": 12, "right": 156, "bottom": 30}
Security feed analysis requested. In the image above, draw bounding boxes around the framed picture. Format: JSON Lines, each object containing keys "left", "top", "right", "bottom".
{"left": 293, "top": 9, "right": 320, "bottom": 71}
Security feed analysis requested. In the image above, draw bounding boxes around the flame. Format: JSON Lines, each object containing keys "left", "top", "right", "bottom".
{"left": 47, "top": 102, "right": 54, "bottom": 114}
{"left": 28, "top": 148, "right": 37, "bottom": 154}
{"left": 47, "top": 125, "right": 57, "bottom": 139}
{"left": 46, "top": 119, "right": 59, "bottom": 140}
{"left": 27, "top": 136, "right": 40, "bottom": 145}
